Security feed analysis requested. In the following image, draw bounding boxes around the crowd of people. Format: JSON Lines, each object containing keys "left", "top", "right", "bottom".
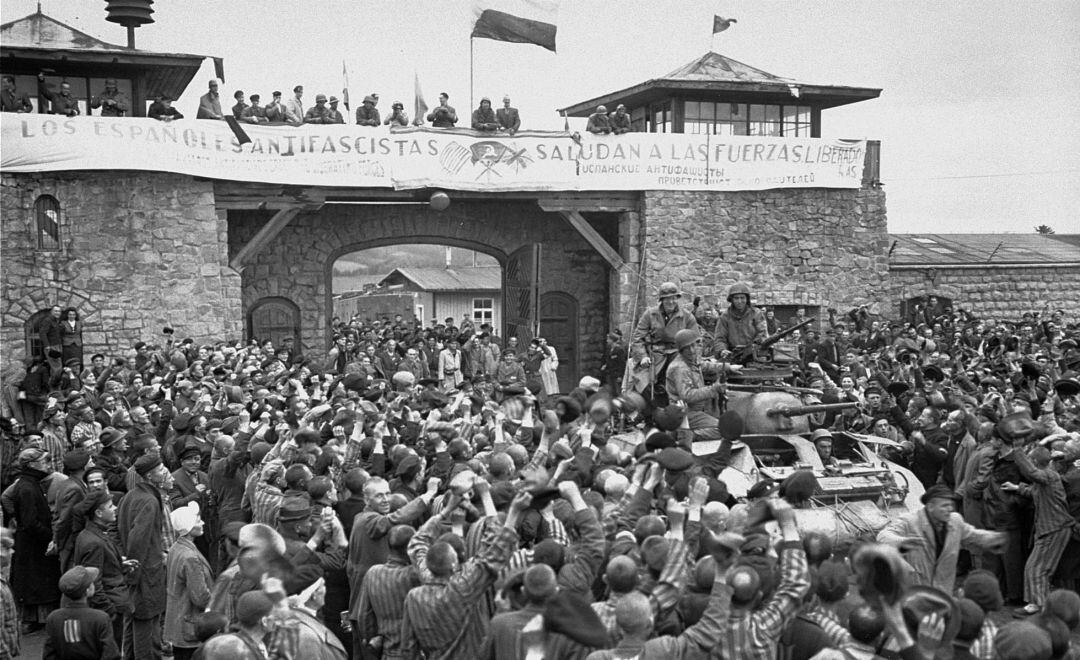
{"left": 5, "top": 75, "right": 650, "bottom": 136}
{"left": 1, "top": 282, "right": 1078, "bottom": 660}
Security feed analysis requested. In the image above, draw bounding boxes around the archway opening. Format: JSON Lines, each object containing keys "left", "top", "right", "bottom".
{"left": 332, "top": 244, "right": 504, "bottom": 335}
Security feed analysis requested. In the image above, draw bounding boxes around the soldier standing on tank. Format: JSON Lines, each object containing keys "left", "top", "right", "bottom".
{"left": 628, "top": 282, "right": 699, "bottom": 406}
{"left": 713, "top": 282, "right": 767, "bottom": 360}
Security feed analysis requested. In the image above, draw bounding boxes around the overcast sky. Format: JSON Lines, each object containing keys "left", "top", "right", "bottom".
{"left": 6, "top": 0, "right": 1079, "bottom": 233}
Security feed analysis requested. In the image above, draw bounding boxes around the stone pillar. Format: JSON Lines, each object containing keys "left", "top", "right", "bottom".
{"left": 614, "top": 206, "right": 645, "bottom": 336}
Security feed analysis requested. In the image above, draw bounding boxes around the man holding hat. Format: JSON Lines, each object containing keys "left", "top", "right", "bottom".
{"left": 630, "top": 282, "right": 699, "bottom": 405}
{"left": 1000, "top": 442, "right": 1076, "bottom": 616}
{"left": 877, "top": 484, "right": 1006, "bottom": 591}
{"left": 44, "top": 565, "right": 119, "bottom": 659}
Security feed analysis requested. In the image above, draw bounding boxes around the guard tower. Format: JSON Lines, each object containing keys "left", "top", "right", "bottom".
{"left": 0, "top": 8, "right": 220, "bottom": 117}
{"left": 560, "top": 51, "right": 880, "bottom": 138}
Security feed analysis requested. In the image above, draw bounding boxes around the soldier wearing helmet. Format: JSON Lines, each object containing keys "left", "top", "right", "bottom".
{"left": 628, "top": 282, "right": 699, "bottom": 405}
{"left": 714, "top": 282, "right": 767, "bottom": 360}
{"left": 666, "top": 329, "right": 741, "bottom": 448}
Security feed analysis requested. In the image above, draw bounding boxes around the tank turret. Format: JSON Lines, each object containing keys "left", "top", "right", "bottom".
{"left": 726, "top": 389, "right": 859, "bottom": 435}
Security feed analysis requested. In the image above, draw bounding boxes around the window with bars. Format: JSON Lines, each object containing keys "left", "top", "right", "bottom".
{"left": 35, "top": 194, "right": 61, "bottom": 250}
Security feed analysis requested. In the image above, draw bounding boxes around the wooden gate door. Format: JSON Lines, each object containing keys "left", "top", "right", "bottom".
{"left": 540, "top": 292, "right": 579, "bottom": 391}
{"left": 503, "top": 244, "right": 540, "bottom": 344}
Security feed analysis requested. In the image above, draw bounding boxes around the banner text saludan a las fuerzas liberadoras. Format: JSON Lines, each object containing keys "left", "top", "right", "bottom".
{"left": 2, "top": 114, "right": 865, "bottom": 192}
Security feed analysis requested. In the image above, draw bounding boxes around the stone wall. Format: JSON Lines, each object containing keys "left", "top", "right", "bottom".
{"left": 227, "top": 202, "right": 610, "bottom": 378}
{"left": 0, "top": 172, "right": 241, "bottom": 373}
{"left": 889, "top": 266, "right": 1080, "bottom": 319}
{"left": 635, "top": 186, "right": 890, "bottom": 325}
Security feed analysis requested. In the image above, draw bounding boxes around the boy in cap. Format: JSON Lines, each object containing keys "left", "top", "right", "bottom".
{"left": 44, "top": 565, "right": 119, "bottom": 659}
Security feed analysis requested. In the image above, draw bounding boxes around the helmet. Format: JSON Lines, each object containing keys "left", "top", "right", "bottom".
{"left": 657, "top": 282, "right": 681, "bottom": 299}
{"left": 674, "top": 329, "right": 701, "bottom": 351}
{"left": 726, "top": 282, "right": 751, "bottom": 303}
{"left": 811, "top": 428, "right": 834, "bottom": 444}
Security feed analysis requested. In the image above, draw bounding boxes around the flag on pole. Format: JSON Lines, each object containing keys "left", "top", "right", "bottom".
{"left": 413, "top": 72, "right": 429, "bottom": 126}
{"left": 472, "top": 0, "right": 559, "bottom": 52}
{"left": 712, "top": 15, "right": 736, "bottom": 33}
{"left": 342, "top": 61, "right": 351, "bottom": 111}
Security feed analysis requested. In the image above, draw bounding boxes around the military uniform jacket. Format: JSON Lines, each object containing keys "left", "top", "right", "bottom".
{"left": 666, "top": 354, "right": 722, "bottom": 416}
{"left": 632, "top": 305, "right": 699, "bottom": 358}
{"left": 713, "top": 305, "right": 767, "bottom": 354}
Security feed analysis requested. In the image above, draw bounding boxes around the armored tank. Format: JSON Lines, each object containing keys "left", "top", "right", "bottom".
{"left": 697, "top": 386, "right": 923, "bottom": 544}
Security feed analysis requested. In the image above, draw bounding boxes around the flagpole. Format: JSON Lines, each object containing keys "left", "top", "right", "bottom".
{"left": 469, "top": 37, "right": 475, "bottom": 115}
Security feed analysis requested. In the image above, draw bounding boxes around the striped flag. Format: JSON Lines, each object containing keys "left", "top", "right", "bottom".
{"left": 472, "top": 0, "right": 559, "bottom": 52}
{"left": 342, "top": 61, "right": 351, "bottom": 111}
{"left": 413, "top": 72, "right": 429, "bottom": 126}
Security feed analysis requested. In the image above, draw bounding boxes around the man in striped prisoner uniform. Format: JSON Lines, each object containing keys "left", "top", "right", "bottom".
{"left": 44, "top": 566, "right": 120, "bottom": 659}
{"left": 1006, "top": 445, "right": 1077, "bottom": 616}
{"left": 356, "top": 525, "right": 420, "bottom": 660}
{"left": 714, "top": 498, "right": 811, "bottom": 660}
{"left": 400, "top": 482, "right": 531, "bottom": 660}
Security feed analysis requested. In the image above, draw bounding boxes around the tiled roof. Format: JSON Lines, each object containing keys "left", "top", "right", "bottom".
{"left": 662, "top": 52, "right": 791, "bottom": 84}
{"left": 379, "top": 267, "right": 501, "bottom": 291}
{"left": 0, "top": 11, "right": 121, "bottom": 50}
{"left": 888, "top": 233, "right": 1080, "bottom": 266}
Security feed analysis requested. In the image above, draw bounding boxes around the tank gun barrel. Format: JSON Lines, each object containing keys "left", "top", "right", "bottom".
{"left": 766, "top": 402, "right": 860, "bottom": 417}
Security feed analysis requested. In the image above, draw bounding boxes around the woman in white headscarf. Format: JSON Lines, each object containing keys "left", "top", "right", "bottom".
{"left": 164, "top": 502, "right": 212, "bottom": 660}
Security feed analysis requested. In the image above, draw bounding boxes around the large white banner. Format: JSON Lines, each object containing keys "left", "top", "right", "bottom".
{"left": 1, "top": 114, "right": 866, "bottom": 191}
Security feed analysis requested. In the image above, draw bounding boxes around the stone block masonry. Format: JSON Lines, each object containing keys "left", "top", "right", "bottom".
{"left": 632, "top": 186, "right": 890, "bottom": 330}
{"left": 890, "top": 266, "right": 1080, "bottom": 319}
{"left": 227, "top": 201, "right": 610, "bottom": 380}
{"left": 1, "top": 172, "right": 242, "bottom": 375}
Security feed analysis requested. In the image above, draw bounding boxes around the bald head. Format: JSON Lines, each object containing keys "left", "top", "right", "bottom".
{"left": 634, "top": 515, "right": 666, "bottom": 545}
{"left": 605, "top": 554, "right": 639, "bottom": 594}
{"left": 489, "top": 452, "right": 514, "bottom": 479}
{"left": 604, "top": 473, "right": 628, "bottom": 499}
{"left": 202, "top": 634, "right": 250, "bottom": 659}
{"left": 387, "top": 525, "right": 415, "bottom": 551}
{"left": 702, "top": 502, "right": 729, "bottom": 532}
{"left": 614, "top": 591, "right": 654, "bottom": 637}
{"left": 523, "top": 564, "right": 557, "bottom": 605}
{"left": 506, "top": 444, "right": 528, "bottom": 470}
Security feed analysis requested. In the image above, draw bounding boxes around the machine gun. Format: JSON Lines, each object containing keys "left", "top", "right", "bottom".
{"left": 732, "top": 317, "right": 815, "bottom": 365}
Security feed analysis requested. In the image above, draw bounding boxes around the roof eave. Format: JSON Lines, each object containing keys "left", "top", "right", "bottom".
{"left": 2, "top": 45, "right": 210, "bottom": 66}
{"left": 560, "top": 79, "right": 881, "bottom": 116}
